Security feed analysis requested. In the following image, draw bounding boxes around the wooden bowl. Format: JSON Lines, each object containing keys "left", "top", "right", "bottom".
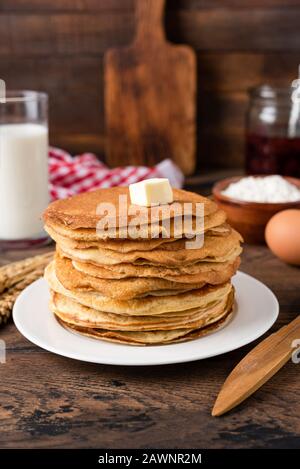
{"left": 212, "top": 176, "right": 300, "bottom": 244}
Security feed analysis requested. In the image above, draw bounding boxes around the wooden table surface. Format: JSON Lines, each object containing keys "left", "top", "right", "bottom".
{"left": 0, "top": 242, "right": 299, "bottom": 449}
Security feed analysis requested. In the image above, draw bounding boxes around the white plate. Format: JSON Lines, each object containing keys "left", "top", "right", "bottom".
{"left": 13, "top": 272, "right": 279, "bottom": 366}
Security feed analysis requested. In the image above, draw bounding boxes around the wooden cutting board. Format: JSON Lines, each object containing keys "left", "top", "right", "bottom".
{"left": 104, "top": 0, "right": 196, "bottom": 175}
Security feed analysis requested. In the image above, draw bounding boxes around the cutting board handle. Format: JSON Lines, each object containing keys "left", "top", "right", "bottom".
{"left": 134, "top": 0, "right": 165, "bottom": 45}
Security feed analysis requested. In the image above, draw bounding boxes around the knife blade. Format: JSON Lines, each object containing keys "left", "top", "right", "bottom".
{"left": 212, "top": 315, "right": 300, "bottom": 417}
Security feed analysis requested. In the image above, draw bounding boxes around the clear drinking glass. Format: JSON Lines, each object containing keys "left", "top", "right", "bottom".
{"left": 0, "top": 91, "right": 50, "bottom": 248}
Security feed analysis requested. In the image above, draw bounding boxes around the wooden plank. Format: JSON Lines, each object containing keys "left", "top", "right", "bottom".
{"left": 172, "top": 0, "right": 300, "bottom": 10}
{"left": 198, "top": 52, "right": 300, "bottom": 91}
{"left": 0, "top": 0, "right": 134, "bottom": 12}
{"left": 198, "top": 91, "right": 247, "bottom": 133}
{"left": 50, "top": 133, "right": 106, "bottom": 157}
{"left": 2, "top": 0, "right": 300, "bottom": 13}
{"left": 1, "top": 53, "right": 299, "bottom": 93}
{"left": 0, "top": 13, "right": 134, "bottom": 56}
{"left": 0, "top": 56, "right": 104, "bottom": 91}
{"left": 198, "top": 132, "right": 245, "bottom": 169}
{"left": 166, "top": 8, "right": 300, "bottom": 51}
{"left": 49, "top": 93, "right": 103, "bottom": 134}
{"left": 0, "top": 57, "right": 104, "bottom": 138}
{"left": 1, "top": 8, "right": 300, "bottom": 56}
{"left": 185, "top": 169, "right": 243, "bottom": 189}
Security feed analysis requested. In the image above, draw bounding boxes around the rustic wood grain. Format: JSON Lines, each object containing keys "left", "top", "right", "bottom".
{"left": 0, "top": 0, "right": 135, "bottom": 12}
{"left": 0, "top": 13, "right": 134, "bottom": 56}
{"left": 0, "top": 193, "right": 299, "bottom": 448}
{"left": 1, "top": 52, "right": 299, "bottom": 166}
{"left": 172, "top": 1, "right": 300, "bottom": 8}
{"left": 166, "top": 7, "right": 300, "bottom": 51}
{"left": 1, "top": 0, "right": 300, "bottom": 169}
{"left": 105, "top": 0, "right": 196, "bottom": 174}
{"left": 2, "top": 8, "right": 300, "bottom": 56}
{"left": 198, "top": 52, "right": 300, "bottom": 92}
{"left": 2, "top": 0, "right": 300, "bottom": 13}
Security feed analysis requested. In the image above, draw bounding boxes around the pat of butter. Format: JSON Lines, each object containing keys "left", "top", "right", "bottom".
{"left": 129, "top": 178, "right": 173, "bottom": 207}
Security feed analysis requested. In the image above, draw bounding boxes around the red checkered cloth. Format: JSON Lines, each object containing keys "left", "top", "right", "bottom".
{"left": 49, "top": 147, "right": 184, "bottom": 201}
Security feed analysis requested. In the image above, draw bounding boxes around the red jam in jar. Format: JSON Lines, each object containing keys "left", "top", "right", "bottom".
{"left": 246, "top": 134, "right": 300, "bottom": 176}
{"left": 246, "top": 85, "right": 300, "bottom": 176}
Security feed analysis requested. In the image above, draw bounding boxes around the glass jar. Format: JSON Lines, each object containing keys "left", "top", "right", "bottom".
{"left": 245, "top": 85, "right": 300, "bottom": 176}
{"left": 0, "top": 91, "right": 49, "bottom": 248}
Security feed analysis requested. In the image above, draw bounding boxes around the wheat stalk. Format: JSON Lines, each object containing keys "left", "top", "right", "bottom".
{"left": 0, "top": 251, "right": 53, "bottom": 294}
{"left": 0, "top": 251, "right": 54, "bottom": 326}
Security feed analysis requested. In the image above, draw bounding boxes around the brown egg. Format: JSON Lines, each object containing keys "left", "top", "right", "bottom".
{"left": 265, "top": 209, "right": 300, "bottom": 265}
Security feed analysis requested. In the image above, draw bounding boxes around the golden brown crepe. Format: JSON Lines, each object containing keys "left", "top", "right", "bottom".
{"left": 54, "top": 254, "right": 206, "bottom": 300}
{"left": 50, "top": 288, "right": 234, "bottom": 331}
{"left": 56, "top": 307, "right": 234, "bottom": 346}
{"left": 43, "top": 186, "right": 219, "bottom": 230}
{"left": 45, "top": 261, "right": 232, "bottom": 316}
{"left": 56, "top": 229, "right": 242, "bottom": 267}
{"left": 45, "top": 221, "right": 231, "bottom": 251}
{"left": 71, "top": 257, "right": 240, "bottom": 284}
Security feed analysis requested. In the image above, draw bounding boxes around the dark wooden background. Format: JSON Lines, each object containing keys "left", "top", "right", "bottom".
{"left": 1, "top": 0, "right": 300, "bottom": 170}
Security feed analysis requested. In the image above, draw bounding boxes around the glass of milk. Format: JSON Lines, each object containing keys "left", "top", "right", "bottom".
{"left": 0, "top": 91, "right": 50, "bottom": 248}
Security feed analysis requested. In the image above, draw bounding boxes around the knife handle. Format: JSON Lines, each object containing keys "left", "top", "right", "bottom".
{"left": 212, "top": 315, "right": 300, "bottom": 417}
{"left": 239, "top": 315, "right": 300, "bottom": 370}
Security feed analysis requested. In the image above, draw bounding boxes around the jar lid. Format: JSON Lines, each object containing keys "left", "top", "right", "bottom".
{"left": 249, "top": 84, "right": 293, "bottom": 98}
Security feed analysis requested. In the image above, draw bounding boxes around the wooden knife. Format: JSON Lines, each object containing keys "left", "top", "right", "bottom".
{"left": 212, "top": 315, "right": 300, "bottom": 417}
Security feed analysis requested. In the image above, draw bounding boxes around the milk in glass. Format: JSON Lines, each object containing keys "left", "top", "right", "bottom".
{"left": 0, "top": 123, "right": 49, "bottom": 240}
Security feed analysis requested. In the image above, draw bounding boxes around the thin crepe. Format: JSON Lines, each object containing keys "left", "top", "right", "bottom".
{"left": 50, "top": 289, "right": 233, "bottom": 331}
{"left": 57, "top": 229, "right": 242, "bottom": 267}
{"left": 45, "top": 221, "right": 231, "bottom": 252}
{"left": 43, "top": 187, "right": 219, "bottom": 230}
{"left": 44, "top": 208, "right": 227, "bottom": 241}
{"left": 56, "top": 306, "right": 234, "bottom": 345}
{"left": 72, "top": 256, "right": 241, "bottom": 284}
{"left": 55, "top": 254, "right": 206, "bottom": 299}
{"left": 45, "top": 261, "right": 232, "bottom": 316}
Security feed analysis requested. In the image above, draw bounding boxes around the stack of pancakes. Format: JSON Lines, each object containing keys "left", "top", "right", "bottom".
{"left": 43, "top": 187, "right": 242, "bottom": 345}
